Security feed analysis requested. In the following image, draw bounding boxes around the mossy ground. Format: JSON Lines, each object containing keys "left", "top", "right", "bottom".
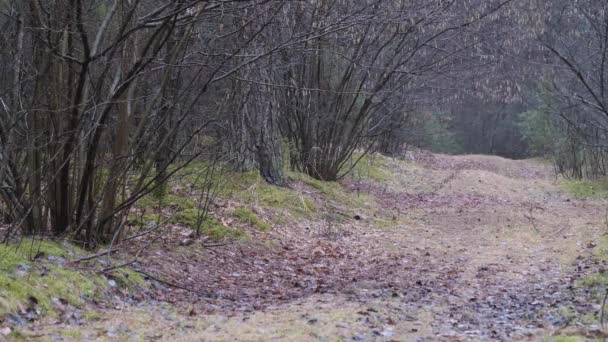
{"left": 562, "top": 178, "right": 608, "bottom": 198}
{"left": 233, "top": 207, "right": 272, "bottom": 231}
{"left": 129, "top": 153, "right": 392, "bottom": 234}
{"left": 224, "top": 171, "right": 318, "bottom": 221}
{"left": 350, "top": 153, "right": 396, "bottom": 182}
{"left": 0, "top": 238, "right": 147, "bottom": 321}
{"left": 0, "top": 239, "right": 104, "bottom": 317}
{"left": 130, "top": 179, "right": 245, "bottom": 240}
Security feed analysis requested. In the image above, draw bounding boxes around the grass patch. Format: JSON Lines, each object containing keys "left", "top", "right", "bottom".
{"left": 127, "top": 212, "right": 163, "bottom": 227}
{"left": 170, "top": 209, "right": 246, "bottom": 239}
{"left": 82, "top": 310, "right": 104, "bottom": 321}
{"left": 109, "top": 268, "right": 146, "bottom": 290}
{"left": 233, "top": 207, "right": 272, "bottom": 231}
{"left": 562, "top": 178, "right": 608, "bottom": 198}
{"left": 135, "top": 193, "right": 196, "bottom": 210}
{"left": 62, "top": 329, "right": 83, "bottom": 338}
{"left": 545, "top": 336, "right": 585, "bottom": 342}
{"left": 0, "top": 239, "right": 84, "bottom": 273}
{"left": 223, "top": 171, "right": 317, "bottom": 220}
{"left": 206, "top": 222, "right": 246, "bottom": 240}
{"left": 289, "top": 172, "right": 371, "bottom": 205}
{"left": 131, "top": 157, "right": 389, "bottom": 231}
{"left": 571, "top": 234, "right": 608, "bottom": 326}
{"left": 350, "top": 153, "right": 395, "bottom": 182}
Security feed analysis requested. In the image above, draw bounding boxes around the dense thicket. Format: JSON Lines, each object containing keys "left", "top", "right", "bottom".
{"left": 3, "top": 0, "right": 606, "bottom": 246}
{"left": 508, "top": 0, "right": 608, "bottom": 178}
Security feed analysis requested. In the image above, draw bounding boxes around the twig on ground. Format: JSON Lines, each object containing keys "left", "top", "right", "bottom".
{"left": 545, "top": 225, "right": 570, "bottom": 239}
{"left": 123, "top": 225, "right": 162, "bottom": 242}
{"left": 132, "top": 268, "right": 215, "bottom": 298}
{"left": 524, "top": 204, "right": 542, "bottom": 234}
{"left": 601, "top": 287, "right": 608, "bottom": 328}
{"left": 524, "top": 213, "right": 540, "bottom": 234}
{"left": 73, "top": 248, "right": 120, "bottom": 262}
{"left": 101, "top": 259, "right": 137, "bottom": 273}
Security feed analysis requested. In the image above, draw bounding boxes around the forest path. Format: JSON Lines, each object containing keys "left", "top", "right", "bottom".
{"left": 185, "top": 154, "right": 605, "bottom": 341}
{"left": 201, "top": 154, "right": 604, "bottom": 341}
{"left": 26, "top": 154, "right": 608, "bottom": 341}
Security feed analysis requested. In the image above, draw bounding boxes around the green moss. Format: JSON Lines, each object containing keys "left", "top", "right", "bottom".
{"left": 127, "top": 212, "right": 163, "bottom": 227}
{"left": 557, "top": 305, "right": 577, "bottom": 321}
{"left": 0, "top": 264, "right": 100, "bottom": 317}
{"left": 136, "top": 193, "right": 196, "bottom": 210}
{"left": 62, "top": 329, "right": 83, "bottom": 338}
{"left": 7, "top": 330, "right": 27, "bottom": 340}
{"left": 203, "top": 221, "right": 245, "bottom": 240}
{"left": 288, "top": 171, "right": 340, "bottom": 194}
{"left": 0, "top": 240, "right": 134, "bottom": 319}
{"left": 0, "top": 274, "right": 50, "bottom": 315}
{"left": 350, "top": 153, "right": 394, "bottom": 182}
{"left": 47, "top": 267, "right": 99, "bottom": 301}
{"left": 82, "top": 310, "right": 103, "bottom": 321}
{"left": 233, "top": 207, "right": 272, "bottom": 231}
{"left": 287, "top": 171, "right": 377, "bottom": 221}
{"left": 576, "top": 235, "right": 608, "bottom": 290}
{"left": 108, "top": 268, "right": 146, "bottom": 290}
{"left": 576, "top": 272, "right": 608, "bottom": 287}
{"left": 121, "top": 268, "right": 146, "bottom": 287}
{"left": 562, "top": 178, "right": 608, "bottom": 198}
{"left": 169, "top": 209, "right": 245, "bottom": 240}
{"left": 0, "top": 239, "right": 84, "bottom": 272}
{"left": 171, "top": 208, "right": 205, "bottom": 228}
{"left": 581, "top": 312, "right": 598, "bottom": 324}
{"left": 223, "top": 171, "right": 317, "bottom": 220}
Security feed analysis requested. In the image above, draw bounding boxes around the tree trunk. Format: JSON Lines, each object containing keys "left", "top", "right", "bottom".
{"left": 257, "top": 99, "right": 285, "bottom": 186}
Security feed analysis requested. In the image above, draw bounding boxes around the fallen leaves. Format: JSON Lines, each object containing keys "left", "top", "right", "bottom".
{"left": 12, "top": 152, "right": 602, "bottom": 341}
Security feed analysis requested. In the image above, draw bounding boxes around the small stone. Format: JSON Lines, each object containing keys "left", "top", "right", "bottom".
{"left": 0, "top": 327, "right": 12, "bottom": 336}
{"left": 107, "top": 326, "right": 118, "bottom": 337}
{"left": 5, "top": 313, "right": 26, "bottom": 327}
{"left": 179, "top": 238, "right": 194, "bottom": 246}
{"left": 381, "top": 327, "right": 394, "bottom": 337}
{"left": 51, "top": 298, "right": 66, "bottom": 312}
{"left": 181, "top": 230, "right": 196, "bottom": 238}
{"left": 108, "top": 279, "right": 117, "bottom": 288}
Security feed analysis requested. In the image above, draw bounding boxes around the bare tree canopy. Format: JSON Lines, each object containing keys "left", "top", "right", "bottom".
{"left": 0, "top": 0, "right": 605, "bottom": 243}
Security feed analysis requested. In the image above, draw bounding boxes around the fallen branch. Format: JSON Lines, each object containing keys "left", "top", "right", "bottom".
{"left": 101, "top": 259, "right": 137, "bottom": 273}
{"left": 601, "top": 287, "right": 608, "bottom": 328}
{"left": 73, "top": 248, "right": 120, "bottom": 262}
{"left": 132, "top": 268, "right": 216, "bottom": 298}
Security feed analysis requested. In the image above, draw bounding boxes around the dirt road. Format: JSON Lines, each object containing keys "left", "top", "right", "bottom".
{"left": 25, "top": 154, "right": 608, "bottom": 341}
